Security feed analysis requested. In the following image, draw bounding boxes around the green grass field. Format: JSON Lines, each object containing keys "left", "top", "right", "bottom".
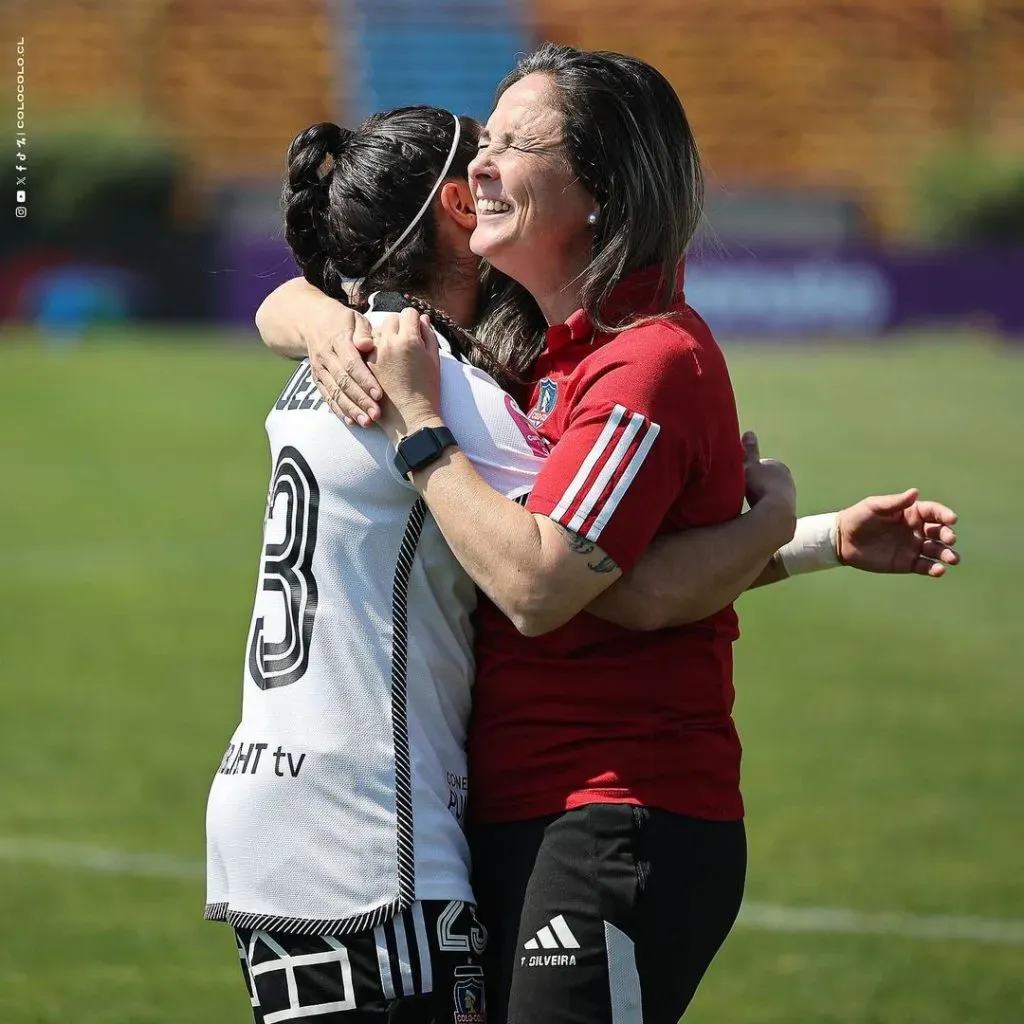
{"left": 0, "top": 329, "right": 1021, "bottom": 1024}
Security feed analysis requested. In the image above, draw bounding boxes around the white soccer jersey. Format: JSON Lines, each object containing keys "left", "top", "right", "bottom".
{"left": 206, "top": 292, "right": 546, "bottom": 935}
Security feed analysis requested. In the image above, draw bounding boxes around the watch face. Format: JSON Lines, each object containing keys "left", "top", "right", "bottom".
{"left": 401, "top": 430, "right": 440, "bottom": 468}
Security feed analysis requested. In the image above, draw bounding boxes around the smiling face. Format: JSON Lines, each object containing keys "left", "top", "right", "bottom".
{"left": 467, "top": 73, "right": 596, "bottom": 317}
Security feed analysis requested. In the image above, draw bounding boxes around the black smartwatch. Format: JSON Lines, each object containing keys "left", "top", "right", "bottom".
{"left": 394, "top": 425, "right": 458, "bottom": 479}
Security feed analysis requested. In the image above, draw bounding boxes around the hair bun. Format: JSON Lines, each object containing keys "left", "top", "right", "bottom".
{"left": 286, "top": 122, "right": 354, "bottom": 188}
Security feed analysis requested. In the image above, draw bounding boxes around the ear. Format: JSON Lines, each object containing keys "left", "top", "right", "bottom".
{"left": 439, "top": 180, "right": 477, "bottom": 230}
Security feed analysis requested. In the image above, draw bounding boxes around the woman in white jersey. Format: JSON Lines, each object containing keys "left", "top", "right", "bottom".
{"left": 205, "top": 107, "right": 546, "bottom": 1024}
{"left": 208, "top": 105, "right": 813, "bottom": 1024}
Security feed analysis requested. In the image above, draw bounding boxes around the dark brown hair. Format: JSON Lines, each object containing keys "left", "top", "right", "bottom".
{"left": 474, "top": 43, "right": 704, "bottom": 383}
{"left": 282, "top": 106, "right": 482, "bottom": 360}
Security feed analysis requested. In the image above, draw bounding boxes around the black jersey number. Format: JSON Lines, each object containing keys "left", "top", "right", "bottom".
{"left": 248, "top": 446, "right": 320, "bottom": 690}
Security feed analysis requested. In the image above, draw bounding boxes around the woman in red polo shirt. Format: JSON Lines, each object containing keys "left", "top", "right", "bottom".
{"left": 362, "top": 48, "right": 755, "bottom": 1024}
{"left": 257, "top": 45, "right": 960, "bottom": 1024}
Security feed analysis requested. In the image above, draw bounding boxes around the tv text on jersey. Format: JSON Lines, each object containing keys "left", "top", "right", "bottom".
{"left": 218, "top": 741, "right": 307, "bottom": 778}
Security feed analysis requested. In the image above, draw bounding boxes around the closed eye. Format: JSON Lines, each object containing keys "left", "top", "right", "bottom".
{"left": 477, "top": 130, "right": 557, "bottom": 157}
{"left": 479, "top": 131, "right": 520, "bottom": 154}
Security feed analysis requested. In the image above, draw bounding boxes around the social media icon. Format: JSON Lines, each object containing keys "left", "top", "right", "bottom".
{"left": 16, "top": 190, "right": 26, "bottom": 202}
{"left": 15, "top": 206, "right": 27, "bottom": 218}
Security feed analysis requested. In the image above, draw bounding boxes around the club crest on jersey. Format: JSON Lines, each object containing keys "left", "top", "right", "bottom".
{"left": 452, "top": 964, "right": 486, "bottom": 1024}
{"left": 504, "top": 395, "right": 549, "bottom": 458}
{"left": 528, "top": 377, "right": 558, "bottom": 427}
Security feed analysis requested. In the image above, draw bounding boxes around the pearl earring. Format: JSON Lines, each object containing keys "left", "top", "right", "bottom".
{"left": 587, "top": 211, "right": 599, "bottom": 226}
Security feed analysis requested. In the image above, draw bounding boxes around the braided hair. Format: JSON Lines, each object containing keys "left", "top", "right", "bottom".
{"left": 282, "top": 121, "right": 354, "bottom": 304}
{"left": 399, "top": 293, "right": 478, "bottom": 364}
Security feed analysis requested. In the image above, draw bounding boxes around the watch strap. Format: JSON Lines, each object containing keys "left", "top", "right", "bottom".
{"left": 394, "top": 425, "right": 457, "bottom": 478}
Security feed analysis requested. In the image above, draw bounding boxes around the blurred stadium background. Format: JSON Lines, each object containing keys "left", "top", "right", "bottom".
{"left": 1, "top": 2, "right": 1022, "bottom": 1023}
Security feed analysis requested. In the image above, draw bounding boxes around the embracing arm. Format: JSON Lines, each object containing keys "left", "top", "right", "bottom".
{"left": 413, "top": 435, "right": 797, "bottom": 635}
{"left": 256, "top": 277, "right": 334, "bottom": 360}
{"left": 372, "top": 310, "right": 959, "bottom": 636}
{"left": 747, "top": 555, "right": 792, "bottom": 591}
{"left": 408, "top": 423, "right": 625, "bottom": 636}
{"left": 597, "top": 485, "right": 962, "bottom": 632}
{"left": 374, "top": 310, "right": 797, "bottom": 637}
{"left": 255, "top": 277, "right": 382, "bottom": 424}
{"left": 586, "top": 431, "right": 796, "bottom": 630}
{"left": 587, "top": 503, "right": 791, "bottom": 631}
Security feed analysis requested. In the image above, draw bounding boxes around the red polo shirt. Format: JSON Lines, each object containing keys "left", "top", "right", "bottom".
{"left": 469, "top": 266, "right": 747, "bottom": 823}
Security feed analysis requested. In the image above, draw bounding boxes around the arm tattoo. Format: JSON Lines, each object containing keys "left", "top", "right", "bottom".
{"left": 556, "top": 525, "right": 619, "bottom": 574}
{"left": 557, "top": 525, "right": 596, "bottom": 556}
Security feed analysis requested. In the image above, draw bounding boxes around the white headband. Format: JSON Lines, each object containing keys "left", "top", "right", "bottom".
{"left": 364, "top": 114, "right": 462, "bottom": 279}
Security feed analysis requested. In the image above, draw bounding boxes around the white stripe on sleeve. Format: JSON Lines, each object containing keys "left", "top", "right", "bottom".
{"left": 549, "top": 405, "right": 627, "bottom": 522}
{"left": 585, "top": 421, "right": 660, "bottom": 542}
{"left": 566, "top": 411, "right": 646, "bottom": 533}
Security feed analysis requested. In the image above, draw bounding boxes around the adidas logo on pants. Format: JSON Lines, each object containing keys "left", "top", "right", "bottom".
{"left": 522, "top": 915, "right": 580, "bottom": 967}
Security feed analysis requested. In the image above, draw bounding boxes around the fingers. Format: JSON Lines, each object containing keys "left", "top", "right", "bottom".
{"left": 915, "top": 557, "right": 948, "bottom": 578}
{"left": 400, "top": 306, "right": 422, "bottom": 337}
{"left": 307, "top": 311, "right": 383, "bottom": 425}
{"left": 311, "top": 354, "right": 379, "bottom": 426}
{"left": 300, "top": 310, "right": 382, "bottom": 424}
{"left": 338, "top": 339, "right": 383, "bottom": 410}
{"left": 912, "top": 500, "right": 958, "bottom": 526}
{"left": 351, "top": 315, "right": 377, "bottom": 358}
{"left": 921, "top": 538, "right": 960, "bottom": 565}
{"left": 915, "top": 506, "right": 960, "bottom": 571}
{"left": 370, "top": 313, "right": 398, "bottom": 345}
{"left": 312, "top": 368, "right": 367, "bottom": 426}
{"left": 866, "top": 488, "right": 919, "bottom": 513}
{"left": 923, "top": 522, "right": 957, "bottom": 546}
{"left": 741, "top": 431, "right": 760, "bottom": 461}
{"left": 419, "top": 313, "right": 440, "bottom": 355}
{"left": 375, "top": 309, "right": 427, "bottom": 349}
{"left": 912, "top": 534, "right": 960, "bottom": 576}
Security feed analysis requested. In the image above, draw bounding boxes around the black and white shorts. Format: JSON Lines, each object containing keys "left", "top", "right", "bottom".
{"left": 470, "top": 804, "right": 747, "bottom": 1024}
{"left": 233, "top": 900, "right": 487, "bottom": 1023}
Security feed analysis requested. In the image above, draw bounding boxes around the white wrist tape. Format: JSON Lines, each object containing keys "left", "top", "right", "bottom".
{"left": 777, "top": 512, "right": 841, "bottom": 576}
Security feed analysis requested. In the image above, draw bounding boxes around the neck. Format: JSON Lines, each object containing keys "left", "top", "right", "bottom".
{"left": 532, "top": 280, "right": 585, "bottom": 326}
{"left": 424, "top": 269, "right": 479, "bottom": 329}
{"left": 521, "top": 249, "right": 590, "bottom": 326}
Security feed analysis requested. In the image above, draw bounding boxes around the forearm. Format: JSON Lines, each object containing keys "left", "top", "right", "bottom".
{"left": 743, "top": 511, "right": 842, "bottom": 591}
{"left": 255, "top": 277, "right": 338, "bottom": 360}
{"left": 410, "top": 443, "right": 569, "bottom": 635}
{"left": 587, "top": 500, "right": 793, "bottom": 630}
{"left": 747, "top": 554, "right": 791, "bottom": 590}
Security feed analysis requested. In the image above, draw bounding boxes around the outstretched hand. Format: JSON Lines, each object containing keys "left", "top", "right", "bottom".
{"left": 836, "top": 489, "right": 960, "bottom": 577}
